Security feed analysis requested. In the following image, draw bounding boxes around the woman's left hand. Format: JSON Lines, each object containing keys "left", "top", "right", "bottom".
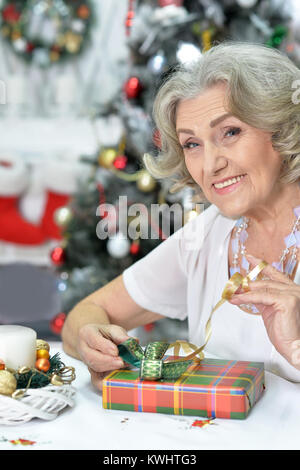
{"left": 228, "top": 253, "right": 300, "bottom": 369}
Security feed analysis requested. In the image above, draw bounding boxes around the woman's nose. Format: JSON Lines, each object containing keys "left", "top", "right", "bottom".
{"left": 202, "top": 141, "right": 227, "bottom": 175}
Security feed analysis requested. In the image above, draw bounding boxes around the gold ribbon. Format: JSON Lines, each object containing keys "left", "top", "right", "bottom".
{"left": 165, "top": 261, "right": 268, "bottom": 364}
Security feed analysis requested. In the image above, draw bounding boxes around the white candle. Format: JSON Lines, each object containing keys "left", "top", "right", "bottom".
{"left": 0, "top": 325, "right": 37, "bottom": 370}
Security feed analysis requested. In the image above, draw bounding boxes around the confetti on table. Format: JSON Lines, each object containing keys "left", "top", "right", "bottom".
{"left": 191, "top": 418, "right": 215, "bottom": 428}
{"left": 0, "top": 436, "right": 36, "bottom": 446}
{"left": 9, "top": 438, "right": 36, "bottom": 446}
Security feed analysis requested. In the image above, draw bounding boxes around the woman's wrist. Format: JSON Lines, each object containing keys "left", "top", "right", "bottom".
{"left": 275, "top": 339, "right": 300, "bottom": 372}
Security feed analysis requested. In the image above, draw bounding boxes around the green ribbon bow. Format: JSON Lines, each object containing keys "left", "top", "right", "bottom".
{"left": 117, "top": 338, "right": 195, "bottom": 381}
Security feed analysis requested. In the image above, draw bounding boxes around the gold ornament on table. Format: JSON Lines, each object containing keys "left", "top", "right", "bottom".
{"left": 36, "top": 339, "right": 50, "bottom": 352}
{"left": 0, "top": 338, "right": 76, "bottom": 425}
{"left": 0, "top": 370, "right": 17, "bottom": 396}
{"left": 0, "top": 339, "right": 76, "bottom": 399}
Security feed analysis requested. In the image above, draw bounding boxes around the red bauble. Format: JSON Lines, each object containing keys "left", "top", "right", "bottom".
{"left": 2, "top": 4, "right": 21, "bottom": 23}
{"left": 124, "top": 77, "right": 143, "bottom": 99}
{"left": 26, "top": 42, "right": 35, "bottom": 53}
{"left": 50, "top": 246, "right": 65, "bottom": 266}
{"left": 130, "top": 241, "right": 140, "bottom": 255}
{"left": 125, "top": 7, "right": 135, "bottom": 36}
{"left": 158, "top": 0, "right": 183, "bottom": 6}
{"left": 113, "top": 155, "right": 128, "bottom": 170}
{"left": 50, "top": 312, "right": 66, "bottom": 335}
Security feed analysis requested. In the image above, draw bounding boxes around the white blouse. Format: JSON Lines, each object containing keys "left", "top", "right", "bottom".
{"left": 122, "top": 204, "right": 300, "bottom": 382}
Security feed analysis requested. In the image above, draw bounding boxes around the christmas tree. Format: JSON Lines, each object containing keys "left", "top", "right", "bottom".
{"left": 49, "top": 0, "right": 294, "bottom": 339}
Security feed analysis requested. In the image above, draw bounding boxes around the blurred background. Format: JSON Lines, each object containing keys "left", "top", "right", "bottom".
{"left": 0, "top": 0, "right": 299, "bottom": 344}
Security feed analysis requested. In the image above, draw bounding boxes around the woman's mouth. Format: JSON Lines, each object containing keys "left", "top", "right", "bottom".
{"left": 212, "top": 174, "right": 246, "bottom": 195}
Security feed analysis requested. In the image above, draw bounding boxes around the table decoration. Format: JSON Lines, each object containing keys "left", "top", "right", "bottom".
{"left": 0, "top": 332, "right": 76, "bottom": 425}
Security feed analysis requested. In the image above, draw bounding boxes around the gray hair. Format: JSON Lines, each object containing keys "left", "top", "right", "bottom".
{"left": 143, "top": 40, "right": 300, "bottom": 202}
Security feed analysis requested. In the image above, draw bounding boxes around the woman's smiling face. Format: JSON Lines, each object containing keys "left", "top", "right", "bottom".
{"left": 176, "top": 82, "right": 283, "bottom": 218}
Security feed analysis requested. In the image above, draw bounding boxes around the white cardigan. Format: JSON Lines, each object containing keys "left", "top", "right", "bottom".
{"left": 123, "top": 204, "right": 300, "bottom": 382}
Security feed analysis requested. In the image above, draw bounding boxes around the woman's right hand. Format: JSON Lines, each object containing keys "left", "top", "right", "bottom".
{"left": 77, "top": 323, "right": 131, "bottom": 390}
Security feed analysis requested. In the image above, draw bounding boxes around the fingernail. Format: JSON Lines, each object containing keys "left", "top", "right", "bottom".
{"left": 113, "top": 358, "right": 124, "bottom": 367}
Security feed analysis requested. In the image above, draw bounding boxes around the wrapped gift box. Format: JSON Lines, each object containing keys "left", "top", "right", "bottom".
{"left": 102, "top": 358, "right": 265, "bottom": 419}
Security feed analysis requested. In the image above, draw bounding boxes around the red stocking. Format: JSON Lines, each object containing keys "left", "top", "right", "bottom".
{"left": 40, "top": 159, "right": 91, "bottom": 240}
{"left": 0, "top": 157, "right": 46, "bottom": 245}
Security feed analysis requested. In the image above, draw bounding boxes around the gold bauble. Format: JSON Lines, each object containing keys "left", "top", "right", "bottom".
{"left": 11, "top": 30, "right": 21, "bottom": 41}
{"left": 65, "top": 32, "right": 82, "bottom": 54}
{"left": 0, "top": 370, "right": 17, "bottom": 396}
{"left": 1, "top": 25, "right": 10, "bottom": 37}
{"left": 136, "top": 170, "right": 156, "bottom": 192}
{"left": 98, "top": 148, "right": 118, "bottom": 168}
{"left": 50, "top": 50, "right": 60, "bottom": 62}
{"left": 54, "top": 207, "right": 73, "bottom": 228}
{"left": 36, "top": 349, "right": 50, "bottom": 360}
{"left": 36, "top": 339, "right": 50, "bottom": 352}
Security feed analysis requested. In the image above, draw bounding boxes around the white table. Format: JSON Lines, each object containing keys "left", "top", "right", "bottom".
{"left": 0, "top": 341, "right": 299, "bottom": 451}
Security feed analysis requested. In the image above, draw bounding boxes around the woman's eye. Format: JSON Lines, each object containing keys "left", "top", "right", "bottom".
{"left": 224, "top": 127, "right": 241, "bottom": 138}
{"left": 181, "top": 142, "right": 200, "bottom": 150}
{"left": 181, "top": 127, "right": 241, "bottom": 150}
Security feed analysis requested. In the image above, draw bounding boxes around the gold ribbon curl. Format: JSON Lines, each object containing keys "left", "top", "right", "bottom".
{"left": 165, "top": 261, "right": 268, "bottom": 364}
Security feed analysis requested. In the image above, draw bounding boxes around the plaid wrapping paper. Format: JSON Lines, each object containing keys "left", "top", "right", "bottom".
{"left": 102, "top": 357, "right": 265, "bottom": 419}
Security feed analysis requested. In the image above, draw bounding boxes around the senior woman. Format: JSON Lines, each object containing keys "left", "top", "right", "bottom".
{"left": 62, "top": 41, "right": 300, "bottom": 387}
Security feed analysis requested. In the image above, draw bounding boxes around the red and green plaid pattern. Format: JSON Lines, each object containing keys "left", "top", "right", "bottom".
{"left": 102, "top": 357, "right": 265, "bottom": 419}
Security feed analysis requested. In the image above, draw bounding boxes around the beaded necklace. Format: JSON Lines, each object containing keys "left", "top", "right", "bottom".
{"left": 230, "top": 205, "right": 300, "bottom": 314}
